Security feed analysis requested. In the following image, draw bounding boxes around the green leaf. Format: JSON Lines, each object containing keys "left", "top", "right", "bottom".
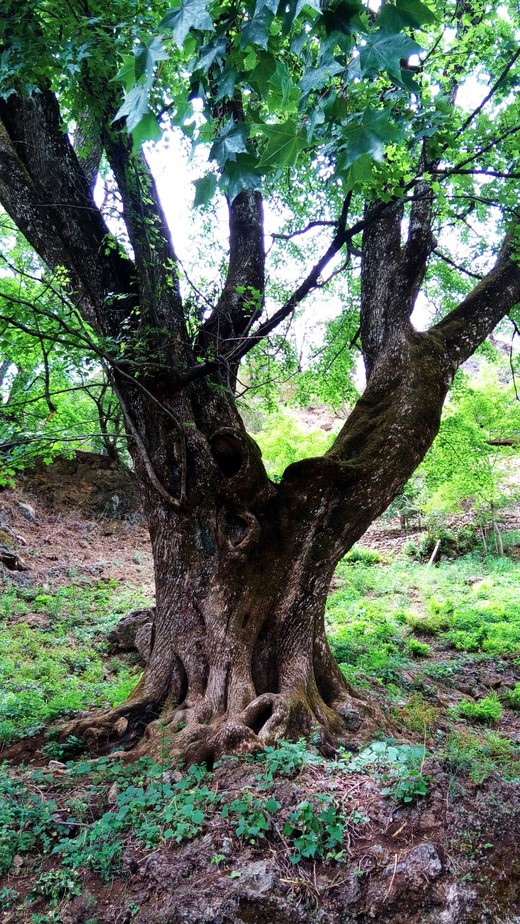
{"left": 131, "top": 111, "right": 162, "bottom": 149}
{"left": 266, "top": 60, "right": 301, "bottom": 113}
{"left": 396, "top": 0, "right": 437, "bottom": 27}
{"left": 249, "top": 53, "right": 277, "bottom": 96}
{"left": 113, "top": 54, "right": 135, "bottom": 92}
{"left": 254, "top": 0, "right": 280, "bottom": 14}
{"left": 299, "top": 58, "right": 344, "bottom": 97}
{"left": 257, "top": 120, "right": 307, "bottom": 171}
{"left": 339, "top": 109, "right": 401, "bottom": 168}
{"left": 195, "top": 36, "right": 227, "bottom": 73}
{"left": 220, "top": 154, "right": 262, "bottom": 202}
{"left": 359, "top": 30, "right": 422, "bottom": 83}
{"left": 322, "top": 1, "right": 366, "bottom": 36}
{"left": 214, "top": 65, "right": 237, "bottom": 101}
{"left": 240, "top": 8, "right": 275, "bottom": 50}
{"left": 114, "top": 85, "right": 150, "bottom": 132}
{"left": 160, "top": 0, "right": 214, "bottom": 47}
{"left": 134, "top": 36, "right": 169, "bottom": 83}
{"left": 193, "top": 172, "right": 218, "bottom": 207}
{"left": 210, "top": 120, "right": 249, "bottom": 168}
{"left": 338, "top": 152, "right": 375, "bottom": 191}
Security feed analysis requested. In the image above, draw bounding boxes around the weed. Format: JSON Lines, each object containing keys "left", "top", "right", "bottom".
{"left": 406, "top": 639, "right": 432, "bottom": 658}
{"left": 28, "top": 868, "right": 82, "bottom": 906}
{"left": 221, "top": 793, "right": 280, "bottom": 844}
{"left": 253, "top": 738, "right": 322, "bottom": 785}
{"left": 395, "top": 694, "right": 438, "bottom": 735}
{"left": 0, "top": 886, "right": 18, "bottom": 909}
{"left": 444, "top": 728, "right": 520, "bottom": 782}
{"left": 452, "top": 694, "right": 503, "bottom": 725}
{"left": 283, "top": 796, "right": 344, "bottom": 863}
{"left": 344, "top": 741, "right": 430, "bottom": 803}
{"left": 504, "top": 682, "right": 520, "bottom": 710}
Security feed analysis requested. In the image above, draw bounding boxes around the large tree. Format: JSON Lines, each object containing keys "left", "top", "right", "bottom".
{"left": 0, "top": 0, "right": 519, "bottom": 761}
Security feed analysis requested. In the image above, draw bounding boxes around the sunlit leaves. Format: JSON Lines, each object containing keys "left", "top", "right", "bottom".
{"left": 257, "top": 120, "right": 306, "bottom": 170}
{"left": 379, "top": 0, "right": 437, "bottom": 32}
{"left": 210, "top": 120, "right": 250, "bottom": 168}
{"left": 160, "top": 0, "right": 214, "bottom": 47}
{"left": 193, "top": 172, "right": 218, "bottom": 206}
{"left": 359, "top": 31, "right": 422, "bottom": 85}
{"left": 134, "top": 36, "right": 169, "bottom": 82}
{"left": 338, "top": 109, "right": 402, "bottom": 169}
{"left": 114, "top": 85, "right": 151, "bottom": 132}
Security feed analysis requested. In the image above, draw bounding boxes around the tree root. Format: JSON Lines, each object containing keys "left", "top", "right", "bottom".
{"left": 136, "top": 687, "right": 376, "bottom": 767}
{"left": 0, "top": 677, "right": 385, "bottom": 768}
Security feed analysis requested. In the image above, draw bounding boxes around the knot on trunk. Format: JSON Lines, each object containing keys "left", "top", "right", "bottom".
{"left": 210, "top": 427, "right": 273, "bottom": 500}
{"left": 217, "top": 508, "right": 260, "bottom": 555}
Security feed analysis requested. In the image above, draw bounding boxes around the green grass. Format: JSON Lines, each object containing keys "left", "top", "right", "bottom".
{"left": 0, "top": 579, "right": 149, "bottom": 743}
{"left": 326, "top": 551, "right": 520, "bottom": 687}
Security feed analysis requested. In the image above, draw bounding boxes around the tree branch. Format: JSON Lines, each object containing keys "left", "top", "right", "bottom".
{"left": 194, "top": 190, "right": 265, "bottom": 387}
{"left": 430, "top": 232, "right": 520, "bottom": 368}
{"left": 0, "top": 89, "right": 135, "bottom": 338}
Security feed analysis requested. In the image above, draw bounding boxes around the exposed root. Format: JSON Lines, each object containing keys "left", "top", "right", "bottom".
{"left": 135, "top": 687, "right": 372, "bottom": 767}
{"left": 1, "top": 673, "right": 384, "bottom": 769}
{"left": 54, "top": 696, "right": 163, "bottom": 754}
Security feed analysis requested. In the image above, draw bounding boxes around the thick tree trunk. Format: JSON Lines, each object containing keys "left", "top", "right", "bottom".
{"left": 62, "top": 327, "right": 452, "bottom": 762}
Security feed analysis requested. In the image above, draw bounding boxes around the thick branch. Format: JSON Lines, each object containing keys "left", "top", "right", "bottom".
{"left": 194, "top": 190, "right": 265, "bottom": 385}
{"left": 0, "top": 89, "right": 135, "bottom": 338}
{"left": 430, "top": 232, "right": 520, "bottom": 368}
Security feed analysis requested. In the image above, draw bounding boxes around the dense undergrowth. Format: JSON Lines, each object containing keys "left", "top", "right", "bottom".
{"left": 1, "top": 549, "right": 520, "bottom": 921}
{"left": 0, "top": 580, "right": 148, "bottom": 744}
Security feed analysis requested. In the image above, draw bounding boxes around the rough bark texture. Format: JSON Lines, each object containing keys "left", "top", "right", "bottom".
{"left": 1, "top": 16, "right": 520, "bottom": 761}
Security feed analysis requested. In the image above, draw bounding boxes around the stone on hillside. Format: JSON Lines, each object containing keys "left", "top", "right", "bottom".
{"left": 17, "top": 502, "right": 36, "bottom": 520}
{"left": 108, "top": 607, "right": 156, "bottom": 661}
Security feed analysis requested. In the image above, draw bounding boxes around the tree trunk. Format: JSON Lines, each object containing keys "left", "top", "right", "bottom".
{"left": 63, "top": 327, "right": 451, "bottom": 762}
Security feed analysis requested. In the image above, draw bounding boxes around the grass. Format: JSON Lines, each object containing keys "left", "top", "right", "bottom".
{"left": 0, "top": 578, "right": 149, "bottom": 743}
{"left": 327, "top": 550, "right": 520, "bottom": 683}
{"left": 0, "top": 550, "right": 520, "bottom": 920}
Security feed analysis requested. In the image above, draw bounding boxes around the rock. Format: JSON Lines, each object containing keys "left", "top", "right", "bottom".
{"left": 135, "top": 622, "right": 154, "bottom": 661}
{"left": 114, "top": 716, "right": 129, "bottom": 735}
{"left": 17, "top": 502, "right": 36, "bottom": 520}
{"left": 107, "top": 783, "right": 120, "bottom": 804}
{"left": 107, "top": 607, "right": 156, "bottom": 655}
{"left": 48, "top": 760, "right": 67, "bottom": 772}
{"left": 0, "top": 549, "right": 28, "bottom": 571}
{"left": 221, "top": 837, "right": 233, "bottom": 856}
{"left": 238, "top": 860, "right": 275, "bottom": 896}
{"left": 395, "top": 842, "right": 442, "bottom": 885}
{"left": 438, "top": 882, "right": 478, "bottom": 924}
{"left": 337, "top": 702, "right": 362, "bottom": 731}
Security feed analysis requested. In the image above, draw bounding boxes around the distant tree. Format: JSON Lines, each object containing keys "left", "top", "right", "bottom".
{"left": 0, "top": 0, "right": 519, "bottom": 761}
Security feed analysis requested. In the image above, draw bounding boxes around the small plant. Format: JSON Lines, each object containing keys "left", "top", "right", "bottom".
{"left": 396, "top": 694, "right": 438, "bottom": 735}
{"left": 29, "top": 868, "right": 83, "bottom": 906}
{"left": 221, "top": 793, "right": 280, "bottom": 843}
{"left": 344, "top": 741, "right": 430, "bottom": 803}
{"left": 452, "top": 694, "right": 503, "bottom": 725}
{"left": 344, "top": 546, "right": 382, "bottom": 565}
{"left": 253, "top": 738, "right": 322, "bottom": 785}
{"left": 444, "top": 728, "right": 520, "bottom": 782}
{"left": 406, "top": 639, "right": 432, "bottom": 658}
{"left": 283, "top": 796, "right": 344, "bottom": 863}
{"left": 41, "top": 734, "right": 87, "bottom": 761}
{"left": 0, "top": 886, "right": 18, "bottom": 909}
{"left": 504, "top": 683, "right": 520, "bottom": 710}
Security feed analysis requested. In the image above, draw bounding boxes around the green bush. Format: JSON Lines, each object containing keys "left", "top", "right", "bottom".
{"left": 452, "top": 694, "right": 503, "bottom": 725}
